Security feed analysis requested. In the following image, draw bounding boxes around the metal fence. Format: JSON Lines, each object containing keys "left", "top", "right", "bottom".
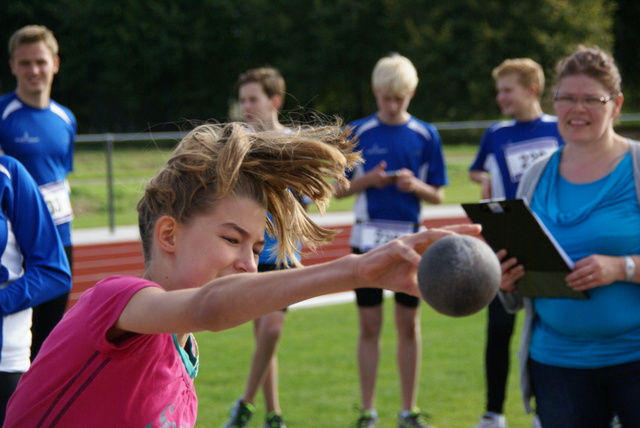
{"left": 76, "top": 114, "right": 640, "bottom": 233}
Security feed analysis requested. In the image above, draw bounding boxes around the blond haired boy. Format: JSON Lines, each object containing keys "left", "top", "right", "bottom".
{"left": 335, "top": 53, "right": 447, "bottom": 428}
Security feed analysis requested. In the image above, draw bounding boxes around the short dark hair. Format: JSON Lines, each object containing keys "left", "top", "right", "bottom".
{"left": 237, "top": 67, "right": 286, "bottom": 100}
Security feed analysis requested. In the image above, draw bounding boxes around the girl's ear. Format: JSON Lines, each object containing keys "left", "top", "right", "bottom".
{"left": 155, "top": 216, "right": 178, "bottom": 254}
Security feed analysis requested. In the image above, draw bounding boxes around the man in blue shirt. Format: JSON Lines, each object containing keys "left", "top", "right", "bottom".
{"left": 0, "top": 155, "right": 71, "bottom": 423}
{"left": 469, "top": 58, "right": 562, "bottom": 428}
{"left": 0, "top": 25, "right": 76, "bottom": 361}
{"left": 334, "top": 53, "right": 447, "bottom": 428}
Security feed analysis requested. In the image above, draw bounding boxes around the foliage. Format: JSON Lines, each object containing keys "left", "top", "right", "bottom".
{"left": 397, "top": 0, "right": 615, "bottom": 120}
{"left": 0, "top": 0, "right": 628, "bottom": 133}
{"left": 613, "top": 0, "right": 640, "bottom": 112}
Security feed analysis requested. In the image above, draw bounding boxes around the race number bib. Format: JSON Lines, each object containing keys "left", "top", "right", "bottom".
{"left": 504, "top": 138, "right": 559, "bottom": 182}
{"left": 358, "top": 220, "right": 414, "bottom": 251}
{"left": 39, "top": 180, "right": 74, "bottom": 225}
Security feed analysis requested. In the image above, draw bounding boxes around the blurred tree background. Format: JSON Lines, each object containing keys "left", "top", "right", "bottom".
{"left": 0, "top": 0, "right": 636, "bottom": 134}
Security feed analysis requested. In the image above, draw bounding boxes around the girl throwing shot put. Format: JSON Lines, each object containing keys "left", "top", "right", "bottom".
{"left": 4, "top": 122, "right": 478, "bottom": 427}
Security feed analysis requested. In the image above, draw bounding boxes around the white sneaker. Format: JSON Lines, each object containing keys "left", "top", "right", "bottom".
{"left": 474, "top": 413, "right": 506, "bottom": 428}
{"left": 531, "top": 414, "right": 542, "bottom": 428}
{"left": 611, "top": 414, "right": 621, "bottom": 428}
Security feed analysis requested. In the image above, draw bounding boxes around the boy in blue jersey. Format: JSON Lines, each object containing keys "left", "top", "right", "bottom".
{"left": 334, "top": 53, "right": 447, "bottom": 428}
{"left": 469, "top": 58, "right": 562, "bottom": 428}
{"left": 0, "top": 25, "right": 77, "bottom": 361}
{"left": 0, "top": 155, "right": 71, "bottom": 424}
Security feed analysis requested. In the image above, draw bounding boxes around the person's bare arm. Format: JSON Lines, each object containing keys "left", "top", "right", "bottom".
{"left": 113, "top": 224, "right": 481, "bottom": 338}
{"left": 469, "top": 169, "right": 488, "bottom": 184}
{"left": 469, "top": 169, "right": 492, "bottom": 200}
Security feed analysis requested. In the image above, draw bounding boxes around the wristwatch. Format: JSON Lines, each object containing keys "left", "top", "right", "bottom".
{"left": 624, "top": 256, "right": 636, "bottom": 282}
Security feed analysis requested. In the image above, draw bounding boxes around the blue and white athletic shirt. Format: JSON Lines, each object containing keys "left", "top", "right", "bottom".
{"left": 469, "top": 114, "right": 562, "bottom": 200}
{"left": 0, "top": 156, "right": 71, "bottom": 372}
{"left": 347, "top": 115, "right": 448, "bottom": 250}
{"left": 0, "top": 92, "right": 76, "bottom": 247}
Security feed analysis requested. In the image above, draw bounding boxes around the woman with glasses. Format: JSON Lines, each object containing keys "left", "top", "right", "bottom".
{"left": 499, "top": 45, "right": 640, "bottom": 427}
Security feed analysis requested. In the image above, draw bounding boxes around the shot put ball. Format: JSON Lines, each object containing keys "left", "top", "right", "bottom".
{"left": 417, "top": 234, "right": 500, "bottom": 317}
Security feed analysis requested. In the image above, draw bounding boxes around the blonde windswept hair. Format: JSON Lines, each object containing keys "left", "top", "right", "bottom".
{"left": 137, "top": 121, "right": 362, "bottom": 266}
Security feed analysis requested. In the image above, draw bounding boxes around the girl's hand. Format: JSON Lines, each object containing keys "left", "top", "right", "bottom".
{"left": 354, "top": 224, "right": 482, "bottom": 296}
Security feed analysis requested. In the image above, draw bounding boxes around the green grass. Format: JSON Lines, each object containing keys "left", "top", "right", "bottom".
{"left": 70, "top": 145, "right": 172, "bottom": 228}
{"left": 69, "top": 144, "right": 481, "bottom": 229}
{"left": 193, "top": 298, "right": 531, "bottom": 427}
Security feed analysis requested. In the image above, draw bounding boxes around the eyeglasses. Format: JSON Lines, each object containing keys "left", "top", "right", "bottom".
{"left": 553, "top": 92, "right": 618, "bottom": 109}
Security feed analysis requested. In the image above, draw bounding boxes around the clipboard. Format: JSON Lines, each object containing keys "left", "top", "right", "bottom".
{"left": 462, "top": 199, "right": 588, "bottom": 299}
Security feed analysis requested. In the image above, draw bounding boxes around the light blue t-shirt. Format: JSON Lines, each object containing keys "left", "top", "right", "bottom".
{"left": 530, "top": 150, "right": 640, "bottom": 368}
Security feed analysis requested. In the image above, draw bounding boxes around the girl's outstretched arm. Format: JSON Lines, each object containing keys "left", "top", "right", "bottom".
{"left": 113, "top": 224, "right": 481, "bottom": 337}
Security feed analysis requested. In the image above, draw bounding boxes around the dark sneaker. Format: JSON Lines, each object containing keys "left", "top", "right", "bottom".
{"left": 264, "top": 412, "right": 287, "bottom": 428}
{"left": 398, "top": 407, "right": 433, "bottom": 428}
{"left": 353, "top": 409, "right": 379, "bottom": 428}
{"left": 221, "top": 399, "right": 255, "bottom": 428}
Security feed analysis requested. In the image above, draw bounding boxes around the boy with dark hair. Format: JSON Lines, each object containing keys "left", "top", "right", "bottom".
{"left": 223, "top": 67, "right": 291, "bottom": 428}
